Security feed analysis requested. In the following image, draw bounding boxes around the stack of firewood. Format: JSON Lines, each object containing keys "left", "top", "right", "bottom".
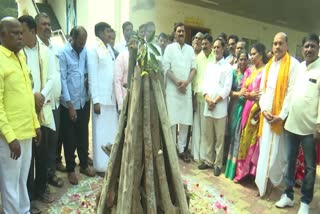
{"left": 96, "top": 44, "right": 189, "bottom": 214}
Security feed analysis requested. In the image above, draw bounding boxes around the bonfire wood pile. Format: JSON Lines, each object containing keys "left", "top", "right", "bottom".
{"left": 96, "top": 42, "right": 189, "bottom": 214}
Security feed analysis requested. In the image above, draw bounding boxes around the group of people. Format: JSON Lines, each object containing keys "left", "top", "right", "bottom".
{"left": 163, "top": 24, "right": 319, "bottom": 214}
{"left": 0, "top": 14, "right": 133, "bottom": 214}
{"left": 0, "top": 12, "right": 319, "bottom": 214}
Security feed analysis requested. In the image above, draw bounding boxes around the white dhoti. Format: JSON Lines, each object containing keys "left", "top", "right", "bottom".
{"left": 92, "top": 104, "right": 118, "bottom": 172}
{"left": 255, "top": 119, "right": 287, "bottom": 196}
{"left": 0, "top": 137, "right": 32, "bottom": 214}
{"left": 191, "top": 101, "right": 206, "bottom": 162}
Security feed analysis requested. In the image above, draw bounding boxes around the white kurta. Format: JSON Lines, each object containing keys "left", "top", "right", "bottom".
{"left": 255, "top": 56, "right": 299, "bottom": 196}
{"left": 162, "top": 42, "right": 196, "bottom": 126}
{"left": 87, "top": 38, "right": 118, "bottom": 172}
{"left": 24, "top": 42, "right": 56, "bottom": 130}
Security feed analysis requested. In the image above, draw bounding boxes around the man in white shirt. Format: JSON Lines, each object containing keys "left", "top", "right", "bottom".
{"left": 115, "top": 21, "right": 133, "bottom": 54}
{"left": 35, "top": 13, "right": 64, "bottom": 186}
{"left": 19, "top": 15, "right": 56, "bottom": 207}
{"left": 199, "top": 38, "right": 233, "bottom": 176}
{"left": 255, "top": 32, "right": 300, "bottom": 197}
{"left": 162, "top": 22, "right": 196, "bottom": 162}
{"left": 87, "top": 22, "right": 118, "bottom": 176}
{"left": 275, "top": 34, "right": 320, "bottom": 214}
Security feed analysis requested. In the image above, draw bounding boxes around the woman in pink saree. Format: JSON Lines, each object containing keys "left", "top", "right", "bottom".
{"left": 234, "top": 43, "right": 268, "bottom": 182}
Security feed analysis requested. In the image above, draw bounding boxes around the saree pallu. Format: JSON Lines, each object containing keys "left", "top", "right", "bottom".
{"left": 234, "top": 102, "right": 260, "bottom": 181}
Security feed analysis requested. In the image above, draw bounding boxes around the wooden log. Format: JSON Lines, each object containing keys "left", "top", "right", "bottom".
{"left": 117, "top": 66, "right": 143, "bottom": 214}
{"left": 150, "top": 86, "right": 178, "bottom": 213}
{"left": 127, "top": 46, "right": 138, "bottom": 89}
{"left": 155, "top": 149, "right": 179, "bottom": 214}
{"left": 150, "top": 74, "right": 189, "bottom": 213}
{"left": 131, "top": 87, "right": 144, "bottom": 214}
{"left": 150, "top": 86, "right": 163, "bottom": 212}
{"left": 142, "top": 75, "right": 157, "bottom": 214}
{"left": 131, "top": 165, "right": 144, "bottom": 214}
{"left": 97, "top": 92, "right": 129, "bottom": 214}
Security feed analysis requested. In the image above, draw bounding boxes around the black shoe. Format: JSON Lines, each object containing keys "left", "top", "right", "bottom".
{"left": 48, "top": 174, "right": 64, "bottom": 188}
{"left": 213, "top": 166, "right": 221, "bottom": 176}
{"left": 37, "top": 191, "right": 55, "bottom": 203}
{"left": 198, "top": 163, "right": 211, "bottom": 170}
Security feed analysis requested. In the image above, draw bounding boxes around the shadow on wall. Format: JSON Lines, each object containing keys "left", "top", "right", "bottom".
{"left": 1, "top": 0, "right": 17, "bottom": 19}
{"left": 132, "top": 0, "right": 155, "bottom": 11}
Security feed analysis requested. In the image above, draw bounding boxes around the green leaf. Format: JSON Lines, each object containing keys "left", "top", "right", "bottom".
{"left": 147, "top": 43, "right": 161, "bottom": 56}
{"left": 149, "top": 52, "right": 159, "bottom": 69}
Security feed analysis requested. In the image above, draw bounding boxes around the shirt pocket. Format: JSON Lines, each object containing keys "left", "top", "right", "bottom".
{"left": 304, "top": 81, "right": 319, "bottom": 102}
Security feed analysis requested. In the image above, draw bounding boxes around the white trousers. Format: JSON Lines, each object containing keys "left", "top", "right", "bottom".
{"left": 191, "top": 101, "right": 206, "bottom": 162}
{"left": 0, "top": 137, "right": 32, "bottom": 214}
{"left": 92, "top": 104, "right": 118, "bottom": 172}
{"left": 171, "top": 124, "right": 189, "bottom": 154}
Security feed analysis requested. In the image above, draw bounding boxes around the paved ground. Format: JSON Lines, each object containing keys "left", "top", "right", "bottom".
{"left": 32, "top": 158, "right": 320, "bottom": 214}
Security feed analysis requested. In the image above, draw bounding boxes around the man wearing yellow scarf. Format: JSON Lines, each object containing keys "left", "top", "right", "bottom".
{"left": 255, "top": 32, "right": 300, "bottom": 198}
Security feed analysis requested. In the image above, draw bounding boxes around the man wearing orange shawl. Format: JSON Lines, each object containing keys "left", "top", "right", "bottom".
{"left": 255, "top": 32, "right": 300, "bottom": 197}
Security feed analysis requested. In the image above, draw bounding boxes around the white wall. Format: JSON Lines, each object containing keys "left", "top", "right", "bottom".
{"left": 48, "top": 0, "right": 67, "bottom": 34}
{"left": 130, "top": 0, "right": 306, "bottom": 56}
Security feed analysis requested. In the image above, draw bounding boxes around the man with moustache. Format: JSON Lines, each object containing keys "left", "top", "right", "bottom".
{"left": 255, "top": 32, "right": 300, "bottom": 198}
{"left": 226, "top": 34, "right": 239, "bottom": 65}
{"left": 115, "top": 21, "right": 133, "bottom": 53}
{"left": 163, "top": 22, "right": 196, "bottom": 162}
{"left": 0, "top": 17, "right": 41, "bottom": 214}
{"left": 88, "top": 22, "right": 118, "bottom": 177}
{"left": 200, "top": 38, "right": 233, "bottom": 176}
{"left": 275, "top": 34, "right": 320, "bottom": 214}
{"left": 192, "top": 34, "right": 215, "bottom": 163}
{"left": 157, "top": 32, "right": 168, "bottom": 56}
{"left": 60, "top": 26, "right": 95, "bottom": 185}
{"left": 35, "top": 13, "right": 66, "bottom": 184}
{"left": 233, "top": 39, "right": 247, "bottom": 68}
{"left": 192, "top": 32, "right": 204, "bottom": 55}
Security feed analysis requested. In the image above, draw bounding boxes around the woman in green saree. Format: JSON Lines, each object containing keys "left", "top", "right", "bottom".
{"left": 225, "top": 51, "right": 251, "bottom": 179}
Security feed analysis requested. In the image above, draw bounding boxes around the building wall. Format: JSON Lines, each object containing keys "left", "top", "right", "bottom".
{"left": 130, "top": 0, "right": 306, "bottom": 57}
{"left": 48, "top": 0, "right": 67, "bottom": 33}
{"left": 46, "top": 0, "right": 307, "bottom": 56}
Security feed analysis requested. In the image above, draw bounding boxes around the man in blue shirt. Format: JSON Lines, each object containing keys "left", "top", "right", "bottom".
{"left": 59, "top": 26, "right": 95, "bottom": 185}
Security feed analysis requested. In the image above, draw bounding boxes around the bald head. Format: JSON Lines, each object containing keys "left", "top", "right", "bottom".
{"left": 275, "top": 32, "right": 288, "bottom": 43}
{"left": 272, "top": 32, "right": 288, "bottom": 61}
{"left": 0, "top": 17, "right": 23, "bottom": 53}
